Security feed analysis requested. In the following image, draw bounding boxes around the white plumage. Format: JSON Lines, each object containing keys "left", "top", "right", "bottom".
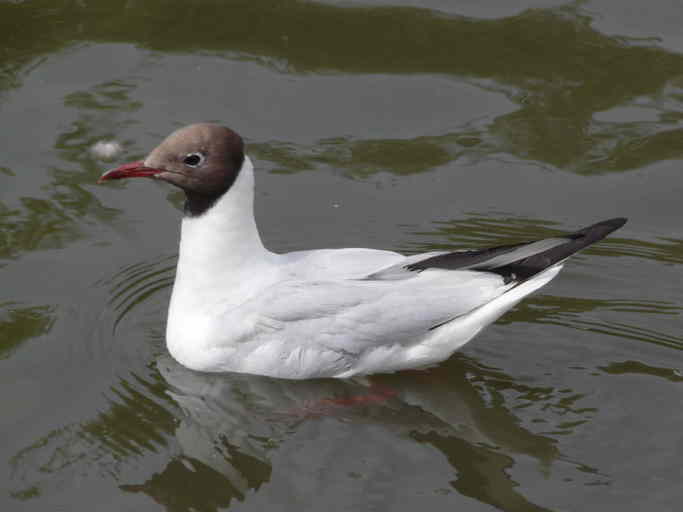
{"left": 165, "top": 157, "right": 562, "bottom": 378}
{"left": 99, "top": 123, "right": 625, "bottom": 380}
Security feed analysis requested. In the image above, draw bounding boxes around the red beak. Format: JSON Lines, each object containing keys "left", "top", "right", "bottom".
{"left": 98, "top": 161, "right": 164, "bottom": 183}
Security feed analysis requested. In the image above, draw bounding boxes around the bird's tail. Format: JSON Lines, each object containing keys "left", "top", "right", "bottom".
{"left": 406, "top": 217, "right": 627, "bottom": 284}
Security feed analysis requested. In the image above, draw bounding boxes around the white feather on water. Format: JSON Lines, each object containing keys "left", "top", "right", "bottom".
{"left": 91, "top": 140, "right": 123, "bottom": 160}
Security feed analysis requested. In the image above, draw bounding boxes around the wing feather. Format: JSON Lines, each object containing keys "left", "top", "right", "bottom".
{"left": 233, "top": 270, "right": 510, "bottom": 357}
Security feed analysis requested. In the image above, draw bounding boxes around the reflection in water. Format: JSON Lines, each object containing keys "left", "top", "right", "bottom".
{"left": 123, "top": 355, "right": 574, "bottom": 511}
{"left": 9, "top": 352, "right": 614, "bottom": 511}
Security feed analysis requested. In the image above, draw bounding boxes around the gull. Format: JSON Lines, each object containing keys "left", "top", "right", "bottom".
{"left": 99, "top": 123, "right": 626, "bottom": 379}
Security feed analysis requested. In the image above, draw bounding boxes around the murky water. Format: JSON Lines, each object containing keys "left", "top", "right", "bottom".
{"left": 1, "top": 1, "right": 682, "bottom": 510}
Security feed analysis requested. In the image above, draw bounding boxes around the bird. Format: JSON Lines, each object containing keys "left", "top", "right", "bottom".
{"left": 99, "top": 123, "right": 626, "bottom": 379}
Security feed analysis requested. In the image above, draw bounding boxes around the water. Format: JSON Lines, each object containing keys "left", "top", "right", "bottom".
{"left": 1, "top": 1, "right": 682, "bottom": 510}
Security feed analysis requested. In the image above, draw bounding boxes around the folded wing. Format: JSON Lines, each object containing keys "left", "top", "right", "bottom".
{"left": 217, "top": 218, "right": 626, "bottom": 377}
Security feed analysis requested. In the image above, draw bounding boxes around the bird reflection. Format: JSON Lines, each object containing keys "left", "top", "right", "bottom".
{"left": 119, "top": 354, "right": 564, "bottom": 511}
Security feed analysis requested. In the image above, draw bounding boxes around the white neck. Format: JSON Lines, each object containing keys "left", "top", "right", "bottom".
{"left": 169, "top": 156, "right": 275, "bottom": 312}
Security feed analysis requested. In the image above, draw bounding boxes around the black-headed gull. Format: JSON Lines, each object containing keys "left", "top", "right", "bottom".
{"left": 99, "top": 123, "right": 626, "bottom": 379}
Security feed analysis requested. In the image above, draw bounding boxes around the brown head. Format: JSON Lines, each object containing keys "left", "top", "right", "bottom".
{"left": 99, "top": 123, "right": 245, "bottom": 216}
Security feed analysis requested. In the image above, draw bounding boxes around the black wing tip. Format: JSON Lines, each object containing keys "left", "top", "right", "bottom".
{"left": 403, "top": 217, "right": 627, "bottom": 279}
{"left": 491, "top": 216, "right": 628, "bottom": 282}
{"left": 572, "top": 217, "right": 628, "bottom": 243}
{"left": 587, "top": 217, "right": 627, "bottom": 230}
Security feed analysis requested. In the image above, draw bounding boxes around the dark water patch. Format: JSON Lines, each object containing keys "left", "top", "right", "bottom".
{"left": 412, "top": 429, "right": 553, "bottom": 512}
{"left": 250, "top": 102, "right": 683, "bottom": 176}
{"left": 0, "top": 302, "right": 55, "bottom": 360}
{"left": 599, "top": 360, "right": 683, "bottom": 382}
{"left": 251, "top": 133, "right": 461, "bottom": 177}
{"left": 249, "top": 141, "right": 318, "bottom": 174}
{"left": 580, "top": 124, "right": 683, "bottom": 174}
{"left": 64, "top": 80, "right": 143, "bottom": 113}
{"left": 4, "top": 1, "right": 680, "bottom": 90}
{"left": 0, "top": 199, "right": 109, "bottom": 263}
{"left": 467, "top": 366, "right": 599, "bottom": 434}
{"left": 120, "top": 454, "right": 265, "bottom": 510}
{"left": 84, "top": 370, "right": 177, "bottom": 458}
{"left": 388, "top": 356, "right": 563, "bottom": 461}
{"left": 0, "top": 199, "right": 81, "bottom": 260}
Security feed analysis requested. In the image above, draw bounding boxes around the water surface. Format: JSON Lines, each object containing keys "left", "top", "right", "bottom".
{"left": 1, "top": 1, "right": 682, "bottom": 510}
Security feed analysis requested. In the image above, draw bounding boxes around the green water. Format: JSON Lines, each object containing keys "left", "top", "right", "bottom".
{"left": 1, "top": 1, "right": 682, "bottom": 510}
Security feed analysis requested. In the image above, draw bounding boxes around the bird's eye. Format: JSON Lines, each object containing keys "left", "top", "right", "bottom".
{"left": 183, "top": 152, "right": 205, "bottom": 167}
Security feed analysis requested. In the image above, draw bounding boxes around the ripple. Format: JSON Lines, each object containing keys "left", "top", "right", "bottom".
{"left": 97, "top": 254, "right": 176, "bottom": 331}
{"left": 573, "top": 318, "right": 683, "bottom": 351}
{"left": 506, "top": 296, "right": 683, "bottom": 351}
